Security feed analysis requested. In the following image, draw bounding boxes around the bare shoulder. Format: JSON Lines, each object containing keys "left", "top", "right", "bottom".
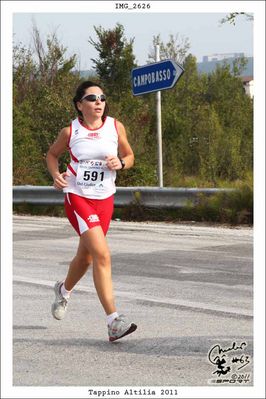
{"left": 54, "top": 126, "right": 71, "bottom": 144}
{"left": 115, "top": 119, "right": 126, "bottom": 136}
{"left": 60, "top": 126, "right": 71, "bottom": 139}
{"left": 48, "top": 126, "right": 71, "bottom": 156}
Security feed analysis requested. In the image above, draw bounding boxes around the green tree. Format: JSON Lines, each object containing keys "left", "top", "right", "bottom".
{"left": 147, "top": 33, "right": 190, "bottom": 64}
{"left": 219, "top": 12, "right": 253, "bottom": 26}
{"left": 13, "top": 42, "right": 36, "bottom": 104}
{"left": 204, "top": 63, "right": 253, "bottom": 180}
{"left": 150, "top": 48, "right": 253, "bottom": 185}
{"left": 31, "top": 23, "right": 77, "bottom": 85}
{"left": 88, "top": 24, "right": 157, "bottom": 186}
{"left": 231, "top": 56, "right": 248, "bottom": 76}
{"left": 88, "top": 23, "right": 136, "bottom": 99}
{"left": 13, "top": 26, "right": 81, "bottom": 185}
{"left": 160, "top": 54, "right": 203, "bottom": 182}
{"left": 13, "top": 99, "right": 45, "bottom": 185}
{"left": 13, "top": 22, "right": 253, "bottom": 190}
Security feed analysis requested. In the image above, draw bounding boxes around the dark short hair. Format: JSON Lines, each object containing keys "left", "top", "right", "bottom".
{"left": 73, "top": 80, "right": 109, "bottom": 121}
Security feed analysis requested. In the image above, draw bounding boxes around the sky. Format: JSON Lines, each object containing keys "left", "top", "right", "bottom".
{"left": 13, "top": 11, "right": 254, "bottom": 71}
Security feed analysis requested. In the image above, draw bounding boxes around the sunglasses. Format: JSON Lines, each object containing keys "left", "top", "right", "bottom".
{"left": 81, "top": 94, "right": 106, "bottom": 102}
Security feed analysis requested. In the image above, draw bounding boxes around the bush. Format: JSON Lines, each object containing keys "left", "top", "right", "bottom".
{"left": 113, "top": 183, "right": 253, "bottom": 225}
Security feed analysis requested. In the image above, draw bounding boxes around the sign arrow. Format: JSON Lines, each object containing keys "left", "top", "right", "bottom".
{"left": 131, "top": 59, "right": 184, "bottom": 96}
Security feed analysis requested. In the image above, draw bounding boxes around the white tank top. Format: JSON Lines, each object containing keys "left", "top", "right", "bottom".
{"left": 63, "top": 116, "right": 118, "bottom": 199}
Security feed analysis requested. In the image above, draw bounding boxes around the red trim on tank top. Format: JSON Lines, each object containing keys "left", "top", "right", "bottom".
{"left": 69, "top": 148, "right": 79, "bottom": 163}
{"left": 78, "top": 116, "right": 107, "bottom": 131}
{"left": 67, "top": 164, "right": 77, "bottom": 176}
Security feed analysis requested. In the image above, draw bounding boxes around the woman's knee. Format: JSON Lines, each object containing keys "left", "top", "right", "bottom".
{"left": 80, "top": 227, "right": 111, "bottom": 266}
{"left": 93, "top": 249, "right": 111, "bottom": 267}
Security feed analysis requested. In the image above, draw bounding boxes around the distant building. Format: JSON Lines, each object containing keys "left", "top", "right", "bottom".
{"left": 202, "top": 53, "right": 245, "bottom": 62}
{"left": 197, "top": 56, "right": 253, "bottom": 77}
{"left": 241, "top": 76, "right": 254, "bottom": 98}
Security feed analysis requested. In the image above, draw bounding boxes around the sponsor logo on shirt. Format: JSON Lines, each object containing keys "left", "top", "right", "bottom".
{"left": 87, "top": 132, "right": 101, "bottom": 140}
{"left": 88, "top": 214, "right": 100, "bottom": 223}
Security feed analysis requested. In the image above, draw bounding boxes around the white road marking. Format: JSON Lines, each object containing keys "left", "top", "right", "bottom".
{"left": 13, "top": 275, "right": 252, "bottom": 318}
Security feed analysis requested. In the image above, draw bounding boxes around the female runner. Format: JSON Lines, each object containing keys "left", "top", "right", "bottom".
{"left": 46, "top": 80, "right": 137, "bottom": 342}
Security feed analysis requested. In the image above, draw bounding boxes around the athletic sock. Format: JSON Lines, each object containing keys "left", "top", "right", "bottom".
{"left": 60, "top": 283, "right": 72, "bottom": 299}
{"left": 107, "top": 312, "right": 119, "bottom": 326}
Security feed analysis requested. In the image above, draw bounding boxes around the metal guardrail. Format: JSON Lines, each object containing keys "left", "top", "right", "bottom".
{"left": 13, "top": 186, "right": 236, "bottom": 209}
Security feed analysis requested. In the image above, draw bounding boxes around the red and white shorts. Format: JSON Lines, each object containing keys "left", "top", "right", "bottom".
{"left": 64, "top": 193, "right": 114, "bottom": 236}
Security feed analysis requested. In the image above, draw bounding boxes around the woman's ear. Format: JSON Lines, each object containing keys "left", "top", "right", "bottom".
{"left": 76, "top": 101, "right": 82, "bottom": 112}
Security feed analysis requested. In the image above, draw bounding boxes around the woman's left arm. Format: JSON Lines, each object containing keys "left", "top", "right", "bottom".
{"left": 117, "top": 120, "right": 134, "bottom": 169}
{"left": 106, "top": 120, "right": 134, "bottom": 170}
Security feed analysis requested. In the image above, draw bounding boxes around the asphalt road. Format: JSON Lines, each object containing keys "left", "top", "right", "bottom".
{"left": 13, "top": 215, "right": 253, "bottom": 388}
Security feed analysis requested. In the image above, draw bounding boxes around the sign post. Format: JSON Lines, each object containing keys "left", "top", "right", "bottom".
{"left": 131, "top": 52, "right": 184, "bottom": 187}
{"left": 155, "top": 45, "right": 163, "bottom": 187}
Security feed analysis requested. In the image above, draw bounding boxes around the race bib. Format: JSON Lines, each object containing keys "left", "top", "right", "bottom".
{"left": 76, "top": 160, "right": 110, "bottom": 192}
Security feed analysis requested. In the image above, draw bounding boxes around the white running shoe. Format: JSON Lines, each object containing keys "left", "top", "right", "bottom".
{"left": 108, "top": 314, "right": 137, "bottom": 342}
{"left": 51, "top": 281, "right": 68, "bottom": 320}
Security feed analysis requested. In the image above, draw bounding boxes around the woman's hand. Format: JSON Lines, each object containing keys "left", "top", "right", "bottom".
{"left": 53, "top": 171, "right": 70, "bottom": 190}
{"left": 105, "top": 155, "right": 123, "bottom": 170}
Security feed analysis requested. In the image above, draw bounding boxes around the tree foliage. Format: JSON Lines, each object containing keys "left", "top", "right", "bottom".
{"left": 88, "top": 23, "right": 136, "bottom": 99}
{"left": 13, "top": 28, "right": 80, "bottom": 184}
{"left": 148, "top": 33, "right": 190, "bottom": 64}
{"left": 13, "top": 24, "right": 253, "bottom": 190}
{"left": 219, "top": 12, "right": 253, "bottom": 26}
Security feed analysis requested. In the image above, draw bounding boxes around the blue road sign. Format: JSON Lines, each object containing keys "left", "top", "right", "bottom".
{"left": 131, "top": 59, "right": 184, "bottom": 96}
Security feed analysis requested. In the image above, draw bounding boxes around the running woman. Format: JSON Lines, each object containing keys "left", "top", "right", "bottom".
{"left": 46, "top": 80, "right": 137, "bottom": 342}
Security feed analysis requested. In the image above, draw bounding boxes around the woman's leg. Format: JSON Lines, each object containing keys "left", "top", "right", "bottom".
{"left": 80, "top": 226, "right": 116, "bottom": 315}
{"left": 51, "top": 236, "right": 93, "bottom": 320}
{"left": 64, "top": 238, "right": 93, "bottom": 291}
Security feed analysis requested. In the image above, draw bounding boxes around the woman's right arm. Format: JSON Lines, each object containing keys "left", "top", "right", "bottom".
{"left": 46, "top": 127, "right": 70, "bottom": 189}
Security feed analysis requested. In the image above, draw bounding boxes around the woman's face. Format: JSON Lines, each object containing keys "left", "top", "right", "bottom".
{"left": 77, "top": 86, "right": 106, "bottom": 119}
